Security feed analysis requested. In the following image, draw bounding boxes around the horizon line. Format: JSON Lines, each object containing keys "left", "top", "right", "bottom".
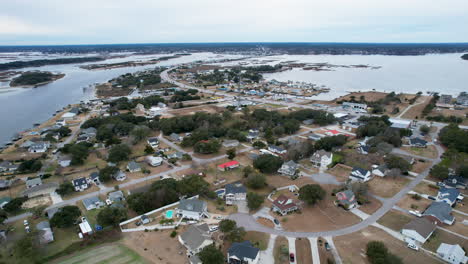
{"left": 2, "top": 41, "right": 468, "bottom": 47}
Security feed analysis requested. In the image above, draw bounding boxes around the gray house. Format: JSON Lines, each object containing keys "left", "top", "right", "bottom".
{"left": 177, "top": 198, "right": 209, "bottom": 221}
{"left": 178, "top": 223, "right": 213, "bottom": 256}
{"left": 82, "top": 196, "right": 105, "bottom": 211}
{"left": 36, "top": 221, "right": 54, "bottom": 244}
{"left": 423, "top": 201, "right": 455, "bottom": 225}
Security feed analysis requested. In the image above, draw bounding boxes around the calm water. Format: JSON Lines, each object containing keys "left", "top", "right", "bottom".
{"left": 0, "top": 52, "right": 241, "bottom": 145}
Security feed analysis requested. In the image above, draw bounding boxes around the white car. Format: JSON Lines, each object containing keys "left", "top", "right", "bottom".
{"left": 81, "top": 217, "right": 87, "bottom": 223}
{"left": 209, "top": 225, "right": 219, "bottom": 232}
{"left": 23, "top": 220, "right": 29, "bottom": 226}
{"left": 407, "top": 243, "right": 419, "bottom": 251}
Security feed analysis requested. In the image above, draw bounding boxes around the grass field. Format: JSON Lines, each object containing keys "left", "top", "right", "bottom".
{"left": 56, "top": 244, "right": 146, "bottom": 264}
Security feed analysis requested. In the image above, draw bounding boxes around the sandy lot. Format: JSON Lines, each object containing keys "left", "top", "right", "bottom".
{"left": 401, "top": 96, "right": 432, "bottom": 119}
{"left": 327, "top": 164, "right": 352, "bottom": 182}
{"left": 274, "top": 236, "right": 289, "bottom": 264}
{"left": 396, "top": 194, "right": 432, "bottom": 212}
{"left": 122, "top": 229, "right": 189, "bottom": 264}
{"left": 377, "top": 210, "right": 412, "bottom": 231}
{"left": 359, "top": 197, "right": 382, "bottom": 215}
{"left": 368, "top": 176, "right": 410, "bottom": 198}
{"left": 401, "top": 146, "right": 438, "bottom": 159}
{"left": 411, "top": 160, "right": 433, "bottom": 174}
{"left": 335, "top": 226, "right": 437, "bottom": 264}
{"left": 413, "top": 182, "right": 439, "bottom": 196}
{"left": 275, "top": 185, "right": 362, "bottom": 232}
{"left": 295, "top": 238, "right": 312, "bottom": 264}
{"left": 22, "top": 195, "right": 52, "bottom": 208}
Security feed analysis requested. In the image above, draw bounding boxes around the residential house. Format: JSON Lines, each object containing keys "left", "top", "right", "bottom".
{"left": 308, "top": 133, "right": 322, "bottom": 141}
{"left": 437, "top": 94, "right": 454, "bottom": 108}
{"left": 272, "top": 195, "right": 300, "bottom": 216}
{"left": 0, "top": 180, "right": 11, "bottom": 190}
{"left": 268, "top": 145, "right": 287, "bottom": 154}
{"left": 349, "top": 167, "right": 372, "bottom": 182}
{"left": 0, "top": 197, "right": 11, "bottom": 209}
{"left": 358, "top": 145, "right": 370, "bottom": 155}
{"left": 444, "top": 176, "right": 466, "bottom": 189}
{"left": 55, "top": 119, "right": 66, "bottom": 126}
{"left": 436, "top": 243, "right": 467, "bottom": 264}
{"left": 81, "top": 127, "right": 97, "bottom": 138}
{"left": 372, "top": 164, "right": 389, "bottom": 177}
{"left": 26, "top": 178, "right": 42, "bottom": 189}
{"left": 227, "top": 241, "right": 260, "bottom": 264}
{"left": 108, "top": 190, "right": 125, "bottom": 204}
{"left": 217, "top": 160, "right": 240, "bottom": 171}
{"left": 225, "top": 183, "right": 247, "bottom": 205}
{"left": 21, "top": 183, "right": 58, "bottom": 198}
{"left": 127, "top": 161, "right": 141, "bottom": 173}
{"left": 58, "top": 156, "right": 72, "bottom": 168}
{"left": 342, "top": 102, "right": 367, "bottom": 112}
{"left": 36, "top": 221, "right": 54, "bottom": 244}
{"left": 409, "top": 137, "right": 428, "bottom": 148}
{"left": 0, "top": 161, "right": 18, "bottom": 173}
{"left": 170, "top": 133, "right": 184, "bottom": 142}
{"left": 436, "top": 187, "right": 461, "bottom": 206}
{"left": 277, "top": 160, "right": 299, "bottom": 177}
{"left": 147, "top": 137, "right": 159, "bottom": 148}
{"left": 82, "top": 196, "right": 105, "bottom": 211}
{"left": 90, "top": 172, "right": 100, "bottom": 184}
{"left": 176, "top": 198, "right": 209, "bottom": 221}
{"left": 79, "top": 221, "right": 93, "bottom": 235}
{"left": 147, "top": 156, "right": 163, "bottom": 167}
{"left": 223, "top": 139, "right": 240, "bottom": 148}
{"left": 167, "top": 151, "right": 184, "bottom": 160}
{"left": 401, "top": 217, "right": 437, "bottom": 244}
{"left": 113, "top": 170, "right": 127, "bottom": 181}
{"left": 456, "top": 92, "right": 468, "bottom": 107}
{"left": 246, "top": 130, "right": 259, "bottom": 142}
{"left": 336, "top": 190, "right": 357, "bottom": 210}
{"left": 28, "top": 141, "right": 49, "bottom": 153}
{"left": 178, "top": 223, "right": 213, "bottom": 256}
{"left": 72, "top": 177, "right": 89, "bottom": 192}
{"left": 423, "top": 201, "right": 455, "bottom": 225}
{"left": 302, "top": 119, "right": 314, "bottom": 125}
{"left": 310, "top": 150, "right": 333, "bottom": 169}
{"left": 389, "top": 118, "right": 411, "bottom": 129}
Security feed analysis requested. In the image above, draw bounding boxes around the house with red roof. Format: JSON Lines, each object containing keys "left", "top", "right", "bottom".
{"left": 218, "top": 160, "right": 240, "bottom": 171}
{"left": 272, "top": 195, "right": 301, "bottom": 216}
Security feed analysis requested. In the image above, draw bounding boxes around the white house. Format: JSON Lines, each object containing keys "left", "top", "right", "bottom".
{"left": 82, "top": 196, "right": 105, "bottom": 211}
{"left": 222, "top": 139, "right": 240, "bottom": 148}
{"left": 225, "top": 183, "right": 247, "bottom": 205}
{"left": 268, "top": 145, "right": 287, "bottom": 154}
{"left": 177, "top": 198, "right": 209, "bottom": 221}
{"left": 126, "top": 161, "right": 141, "bottom": 173}
{"left": 372, "top": 164, "right": 389, "bottom": 177}
{"left": 28, "top": 142, "right": 50, "bottom": 153}
{"left": 113, "top": 170, "right": 127, "bottom": 181}
{"left": 147, "top": 156, "right": 163, "bottom": 167}
{"left": 277, "top": 160, "right": 299, "bottom": 177}
{"left": 349, "top": 167, "right": 372, "bottom": 182}
{"left": 227, "top": 241, "right": 260, "bottom": 264}
{"left": 147, "top": 137, "right": 159, "bottom": 149}
{"left": 72, "top": 177, "right": 89, "bottom": 192}
{"left": 436, "top": 243, "right": 467, "bottom": 264}
{"left": 310, "top": 150, "right": 333, "bottom": 170}
{"left": 401, "top": 217, "right": 437, "bottom": 244}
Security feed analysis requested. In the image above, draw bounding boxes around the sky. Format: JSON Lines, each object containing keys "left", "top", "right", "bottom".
{"left": 1, "top": 0, "right": 468, "bottom": 45}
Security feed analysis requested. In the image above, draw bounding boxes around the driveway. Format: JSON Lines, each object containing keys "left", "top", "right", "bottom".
{"left": 234, "top": 200, "right": 249, "bottom": 214}
{"left": 259, "top": 234, "right": 277, "bottom": 264}
{"left": 308, "top": 237, "right": 320, "bottom": 264}
{"left": 302, "top": 172, "right": 341, "bottom": 185}
{"left": 50, "top": 192, "right": 63, "bottom": 204}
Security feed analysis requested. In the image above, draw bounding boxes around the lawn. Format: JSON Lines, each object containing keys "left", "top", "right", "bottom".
{"left": 423, "top": 229, "right": 468, "bottom": 252}
{"left": 55, "top": 244, "right": 146, "bottom": 264}
{"left": 377, "top": 210, "right": 412, "bottom": 231}
{"left": 413, "top": 182, "right": 439, "bottom": 196}
{"left": 368, "top": 176, "right": 410, "bottom": 198}
{"left": 244, "top": 231, "right": 270, "bottom": 251}
{"left": 396, "top": 194, "right": 432, "bottom": 212}
{"left": 401, "top": 146, "right": 438, "bottom": 159}
{"left": 295, "top": 238, "right": 312, "bottom": 264}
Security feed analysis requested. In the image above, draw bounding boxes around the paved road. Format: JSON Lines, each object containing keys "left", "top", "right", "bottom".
{"left": 259, "top": 234, "right": 277, "bottom": 264}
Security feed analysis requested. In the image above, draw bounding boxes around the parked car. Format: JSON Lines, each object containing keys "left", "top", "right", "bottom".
{"left": 209, "top": 225, "right": 219, "bottom": 232}
{"left": 407, "top": 243, "right": 419, "bottom": 251}
{"left": 274, "top": 219, "right": 280, "bottom": 225}
{"left": 23, "top": 220, "right": 29, "bottom": 226}
{"left": 428, "top": 196, "right": 436, "bottom": 200}
{"left": 325, "top": 242, "right": 331, "bottom": 251}
{"left": 81, "top": 217, "right": 87, "bottom": 223}
{"left": 25, "top": 226, "right": 30, "bottom": 233}
{"left": 289, "top": 253, "right": 295, "bottom": 262}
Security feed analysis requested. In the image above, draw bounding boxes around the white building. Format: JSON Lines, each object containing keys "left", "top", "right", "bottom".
{"left": 177, "top": 198, "right": 209, "bottom": 221}
{"left": 349, "top": 167, "right": 372, "bottom": 182}
{"left": 436, "top": 243, "right": 467, "bottom": 264}
{"left": 147, "top": 156, "right": 163, "bottom": 167}
{"left": 401, "top": 217, "right": 436, "bottom": 244}
{"left": 225, "top": 183, "right": 247, "bottom": 205}
{"left": 310, "top": 150, "right": 333, "bottom": 170}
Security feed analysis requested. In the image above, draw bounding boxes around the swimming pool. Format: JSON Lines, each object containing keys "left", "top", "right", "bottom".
{"left": 165, "top": 210, "right": 174, "bottom": 219}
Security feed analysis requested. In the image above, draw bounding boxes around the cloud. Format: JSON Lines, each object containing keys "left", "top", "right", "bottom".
{"left": 0, "top": 0, "right": 467, "bottom": 44}
{"left": 0, "top": 15, "right": 63, "bottom": 35}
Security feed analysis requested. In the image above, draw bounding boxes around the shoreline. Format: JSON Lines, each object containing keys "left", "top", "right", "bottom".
{"left": 9, "top": 72, "right": 66, "bottom": 88}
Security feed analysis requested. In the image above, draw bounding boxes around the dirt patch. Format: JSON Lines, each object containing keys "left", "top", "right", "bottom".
{"left": 257, "top": 217, "right": 275, "bottom": 228}
{"left": 368, "top": 176, "right": 410, "bottom": 198}
{"left": 413, "top": 182, "right": 439, "bottom": 196}
{"left": 22, "top": 196, "right": 52, "bottom": 208}
{"left": 411, "top": 160, "right": 433, "bottom": 174}
{"left": 359, "top": 197, "right": 382, "bottom": 215}
{"left": 396, "top": 194, "right": 432, "bottom": 212}
{"left": 377, "top": 209, "right": 412, "bottom": 231}
{"left": 335, "top": 226, "right": 437, "bottom": 264}
{"left": 335, "top": 92, "right": 388, "bottom": 103}
{"left": 295, "top": 238, "right": 312, "bottom": 264}
{"left": 445, "top": 212, "right": 468, "bottom": 237}
{"left": 277, "top": 185, "right": 361, "bottom": 232}
{"left": 401, "top": 146, "right": 438, "bottom": 159}
{"left": 327, "top": 164, "right": 352, "bottom": 183}
{"left": 122, "top": 229, "right": 189, "bottom": 264}
{"left": 317, "top": 237, "right": 335, "bottom": 264}
{"left": 400, "top": 96, "right": 431, "bottom": 119}
{"left": 274, "top": 236, "right": 289, "bottom": 264}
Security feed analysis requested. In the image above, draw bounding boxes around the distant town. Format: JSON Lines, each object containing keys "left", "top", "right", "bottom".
{"left": 0, "top": 50, "right": 467, "bottom": 264}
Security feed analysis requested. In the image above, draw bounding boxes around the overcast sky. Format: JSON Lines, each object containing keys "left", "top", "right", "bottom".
{"left": 1, "top": 0, "right": 468, "bottom": 45}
